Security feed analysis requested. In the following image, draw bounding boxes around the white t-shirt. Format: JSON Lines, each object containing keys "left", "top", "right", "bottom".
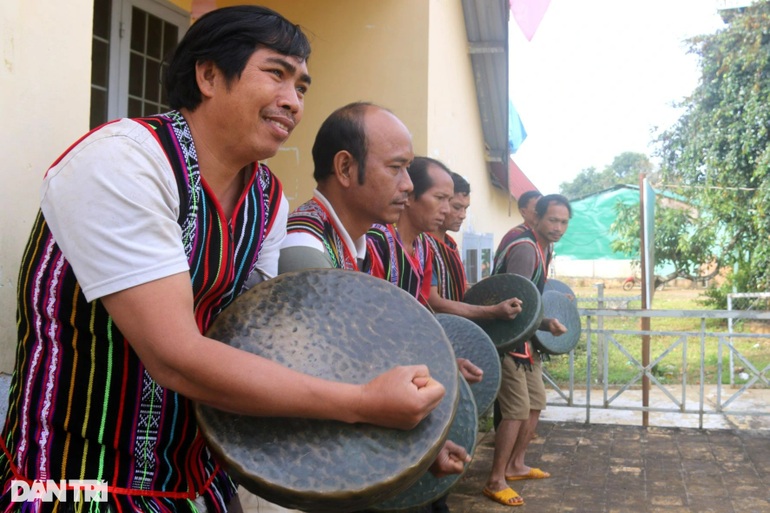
{"left": 41, "top": 118, "right": 287, "bottom": 302}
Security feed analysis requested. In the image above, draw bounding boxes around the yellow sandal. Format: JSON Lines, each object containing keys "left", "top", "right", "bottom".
{"left": 482, "top": 487, "right": 524, "bottom": 507}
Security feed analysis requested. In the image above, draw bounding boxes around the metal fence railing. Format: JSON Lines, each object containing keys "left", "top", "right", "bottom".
{"left": 543, "top": 306, "right": 770, "bottom": 429}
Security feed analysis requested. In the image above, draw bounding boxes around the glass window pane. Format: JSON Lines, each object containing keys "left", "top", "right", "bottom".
{"left": 129, "top": 52, "right": 144, "bottom": 97}
{"left": 131, "top": 7, "right": 146, "bottom": 52}
{"left": 92, "top": 0, "right": 111, "bottom": 40}
{"left": 163, "top": 23, "right": 179, "bottom": 60}
{"left": 90, "top": 0, "right": 112, "bottom": 129}
{"left": 90, "top": 87, "right": 108, "bottom": 129}
{"left": 146, "top": 14, "right": 163, "bottom": 59}
{"left": 91, "top": 39, "right": 110, "bottom": 88}
{"left": 144, "top": 59, "right": 161, "bottom": 104}
{"left": 128, "top": 98, "right": 143, "bottom": 118}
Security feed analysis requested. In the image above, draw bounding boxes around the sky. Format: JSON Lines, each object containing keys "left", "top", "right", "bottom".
{"left": 509, "top": 0, "right": 727, "bottom": 193}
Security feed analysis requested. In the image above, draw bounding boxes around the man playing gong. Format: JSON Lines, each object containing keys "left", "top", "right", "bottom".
{"left": 279, "top": 102, "right": 411, "bottom": 274}
{"left": 366, "top": 157, "right": 522, "bottom": 322}
{"left": 1, "top": 9, "right": 445, "bottom": 512}
{"left": 482, "top": 194, "right": 571, "bottom": 507}
{"left": 384, "top": 159, "right": 524, "bottom": 513}
{"left": 279, "top": 102, "right": 470, "bottom": 481}
{"left": 423, "top": 170, "right": 523, "bottom": 323}
{"left": 424, "top": 171, "right": 472, "bottom": 305}
{"left": 364, "top": 157, "right": 454, "bottom": 306}
{"left": 282, "top": 111, "right": 513, "bottom": 513}
{"left": 516, "top": 190, "right": 543, "bottom": 232}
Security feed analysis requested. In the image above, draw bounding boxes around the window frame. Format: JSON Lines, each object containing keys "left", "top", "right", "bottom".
{"left": 103, "top": 0, "right": 189, "bottom": 122}
{"left": 462, "top": 232, "right": 494, "bottom": 285}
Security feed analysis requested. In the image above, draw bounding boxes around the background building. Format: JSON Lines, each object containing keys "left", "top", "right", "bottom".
{"left": 0, "top": 0, "right": 537, "bottom": 371}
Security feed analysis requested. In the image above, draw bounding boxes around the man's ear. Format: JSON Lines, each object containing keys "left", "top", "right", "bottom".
{"left": 333, "top": 151, "right": 356, "bottom": 187}
{"left": 195, "top": 61, "right": 219, "bottom": 99}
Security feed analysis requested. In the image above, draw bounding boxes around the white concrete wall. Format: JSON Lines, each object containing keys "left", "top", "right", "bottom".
{"left": 0, "top": 1, "right": 93, "bottom": 371}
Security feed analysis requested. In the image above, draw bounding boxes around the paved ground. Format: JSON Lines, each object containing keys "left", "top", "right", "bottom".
{"left": 232, "top": 381, "right": 770, "bottom": 513}
{"left": 4, "top": 373, "right": 769, "bottom": 513}
{"left": 239, "top": 418, "right": 770, "bottom": 513}
{"left": 446, "top": 421, "right": 770, "bottom": 513}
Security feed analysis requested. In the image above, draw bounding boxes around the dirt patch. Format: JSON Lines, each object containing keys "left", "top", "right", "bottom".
{"left": 746, "top": 320, "right": 770, "bottom": 334}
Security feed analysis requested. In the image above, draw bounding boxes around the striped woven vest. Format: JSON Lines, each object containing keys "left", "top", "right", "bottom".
{"left": 287, "top": 198, "right": 358, "bottom": 270}
{"left": 492, "top": 225, "right": 551, "bottom": 293}
{"left": 1, "top": 111, "right": 282, "bottom": 512}
{"left": 366, "top": 224, "right": 430, "bottom": 305}
{"left": 425, "top": 233, "right": 467, "bottom": 302}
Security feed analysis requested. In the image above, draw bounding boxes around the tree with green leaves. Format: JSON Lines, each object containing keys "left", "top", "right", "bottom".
{"left": 609, "top": 198, "right": 721, "bottom": 288}
{"left": 559, "top": 152, "right": 653, "bottom": 199}
{"left": 652, "top": 2, "right": 770, "bottom": 306}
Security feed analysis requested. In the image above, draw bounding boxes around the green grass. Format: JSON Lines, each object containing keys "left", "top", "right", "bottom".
{"left": 544, "top": 286, "right": 770, "bottom": 388}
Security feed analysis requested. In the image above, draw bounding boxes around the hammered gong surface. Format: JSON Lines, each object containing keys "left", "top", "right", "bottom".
{"left": 196, "top": 269, "right": 459, "bottom": 513}
{"left": 543, "top": 278, "right": 576, "bottom": 298}
{"left": 533, "top": 290, "right": 582, "bottom": 355}
{"left": 435, "top": 314, "right": 500, "bottom": 417}
{"left": 462, "top": 274, "right": 544, "bottom": 353}
{"left": 369, "top": 376, "right": 478, "bottom": 512}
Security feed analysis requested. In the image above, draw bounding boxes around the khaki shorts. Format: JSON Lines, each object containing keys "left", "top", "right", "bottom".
{"left": 497, "top": 352, "right": 546, "bottom": 420}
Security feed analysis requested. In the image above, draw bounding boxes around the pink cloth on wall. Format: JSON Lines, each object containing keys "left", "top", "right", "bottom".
{"left": 510, "top": 0, "right": 552, "bottom": 41}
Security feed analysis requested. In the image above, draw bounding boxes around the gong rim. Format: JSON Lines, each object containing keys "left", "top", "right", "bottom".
{"left": 533, "top": 290, "right": 582, "bottom": 355}
{"left": 543, "top": 278, "right": 576, "bottom": 298}
{"left": 462, "top": 273, "right": 544, "bottom": 353}
{"left": 368, "top": 376, "right": 478, "bottom": 512}
{"left": 435, "top": 313, "right": 501, "bottom": 418}
{"left": 196, "top": 269, "right": 460, "bottom": 513}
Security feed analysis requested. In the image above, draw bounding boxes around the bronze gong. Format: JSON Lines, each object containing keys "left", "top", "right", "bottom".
{"left": 462, "top": 273, "right": 544, "bottom": 353}
{"left": 543, "top": 278, "right": 576, "bottom": 298}
{"left": 196, "top": 269, "right": 459, "bottom": 513}
{"left": 435, "top": 313, "right": 501, "bottom": 417}
{"left": 367, "top": 376, "right": 477, "bottom": 512}
{"left": 533, "top": 290, "right": 582, "bottom": 355}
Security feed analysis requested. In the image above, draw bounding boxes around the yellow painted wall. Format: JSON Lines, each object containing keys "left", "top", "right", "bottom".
{"left": 0, "top": 0, "right": 519, "bottom": 370}
{"left": 232, "top": 0, "right": 431, "bottom": 209}
{"left": 424, "top": 0, "right": 519, "bottom": 250}
{"left": 222, "top": 0, "right": 520, "bottom": 245}
{"left": 168, "top": 0, "right": 191, "bottom": 11}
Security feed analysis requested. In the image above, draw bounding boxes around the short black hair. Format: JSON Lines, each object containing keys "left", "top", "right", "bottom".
{"left": 451, "top": 172, "right": 471, "bottom": 195}
{"left": 164, "top": 5, "right": 311, "bottom": 111}
{"left": 409, "top": 157, "right": 452, "bottom": 200}
{"left": 312, "top": 102, "right": 373, "bottom": 184}
{"left": 518, "top": 190, "right": 542, "bottom": 210}
{"left": 535, "top": 194, "right": 572, "bottom": 219}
